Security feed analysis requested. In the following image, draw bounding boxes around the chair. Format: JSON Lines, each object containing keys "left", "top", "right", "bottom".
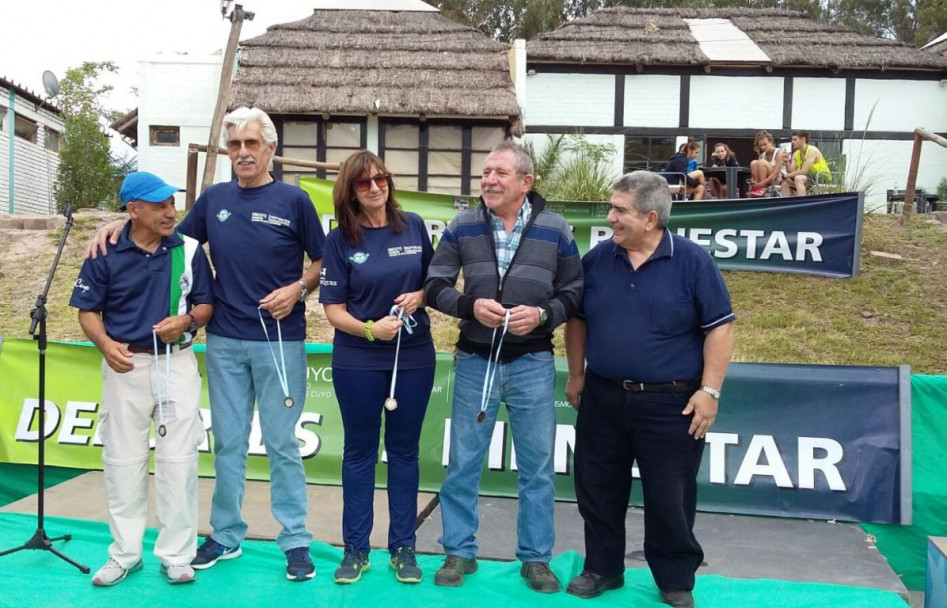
{"left": 658, "top": 171, "right": 689, "bottom": 201}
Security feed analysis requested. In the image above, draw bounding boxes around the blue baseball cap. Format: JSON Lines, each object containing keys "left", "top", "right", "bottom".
{"left": 119, "top": 171, "right": 182, "bottom": 211}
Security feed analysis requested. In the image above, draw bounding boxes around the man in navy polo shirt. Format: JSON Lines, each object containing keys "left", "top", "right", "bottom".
{"left": 71, "top": 171, "right": 214, "bottom": 587}
{"left": 88, "top": 107, "right": 325, "bottom": 581}
{"left": 563, "top": 171, "right": 735, "bottom": 608}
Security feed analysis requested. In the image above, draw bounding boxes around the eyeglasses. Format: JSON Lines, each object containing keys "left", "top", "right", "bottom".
{"left": 353, "top": 174, "right": 389, "bottom": 192}
{"left": 227, "top": 138, "right": 264, "bottom": 152}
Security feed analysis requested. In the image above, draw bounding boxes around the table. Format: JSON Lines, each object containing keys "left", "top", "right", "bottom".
{"left": 700, "top": 166, "right": 751, "bottom": 199}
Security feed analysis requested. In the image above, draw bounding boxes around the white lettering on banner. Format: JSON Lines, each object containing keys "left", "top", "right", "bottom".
{"left": 706, "top": 432, "right": 847, "bottom": 491}
{"left": 14, "top": 400, "right": 324, "bottom": 459}
{"left": 425, "top": 220, "right": 445, "bottom": 247}
{"left": 442, "top": 419, "right": 575, "bottom": 474}
{"left": 15, "top": 399, "right": 61, "bottom": 441}
{"left": 307, "top": 366, "right": 333, "bottom": 383}
{"left": 590, "top": 226, "right": 613, "bottom": 248}
{"left": 321, "top": 213, "right": 338, "bottom": 237}
{"left": 671, "top": 228, "right": 825, "bottom": 262}
{"left": 59, "top": 401, "right": 98, "bottom": 446}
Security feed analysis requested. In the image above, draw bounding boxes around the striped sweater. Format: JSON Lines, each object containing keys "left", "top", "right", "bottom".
{"left": 424, "top": 191, "right": 583, "bottom": 360}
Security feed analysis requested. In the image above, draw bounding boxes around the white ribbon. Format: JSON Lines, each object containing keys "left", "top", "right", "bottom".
{"left": 257, "top": 306, "right": 292, "bottom": 407}
{"left": 152, "top": 330, "right": 170, "bottom": 437}
{"left": 479, "top": 309, "right": 511, "bottom": 422}
{"left": 386, "top": 305, "right": 418, "bottom": 411}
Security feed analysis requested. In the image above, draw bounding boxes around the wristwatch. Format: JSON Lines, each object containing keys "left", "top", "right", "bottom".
{"left": 186, "top": 312, "right": 198, "bottom": 334}
{"left": 537, "top": 306, "right": 548, "bottom": 324}
{"left": 297, "top": 280, "right": 309, "bottom": 302}
{"left": 700, "top": 385, "right": 721, "bottom": 400}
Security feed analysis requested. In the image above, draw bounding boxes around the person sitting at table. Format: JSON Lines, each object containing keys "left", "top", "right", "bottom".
{"left": 748, "top": 131, "right": 785, "bottom": 198}
{"left": 665, "top": 142, "right": 705, "bottom": 200}
{"left": 708, "top": 143, "right": 740, "bottom": 199}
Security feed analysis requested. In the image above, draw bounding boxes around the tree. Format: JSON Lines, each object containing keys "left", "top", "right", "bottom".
{"left": 54, "top": 61, "right": 131, "bottom": 212}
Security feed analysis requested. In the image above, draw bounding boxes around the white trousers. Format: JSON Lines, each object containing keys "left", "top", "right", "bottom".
{"left": 100, "top": 347, "right": 204, "bottom": 567}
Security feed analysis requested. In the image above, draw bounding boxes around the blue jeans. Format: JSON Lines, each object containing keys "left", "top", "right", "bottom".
{"left": 334, "top": 366, "right": 434, "bottom": 552}
{"left": 439, "top": 350, "right": 556, "bottom": 562}
{"left": 205, "top": 333, "right": 312, "bottom": 552}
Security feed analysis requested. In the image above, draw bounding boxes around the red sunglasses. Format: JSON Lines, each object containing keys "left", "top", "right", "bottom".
{"left": 353, "top": 174, "right": 389, "bottom": 192}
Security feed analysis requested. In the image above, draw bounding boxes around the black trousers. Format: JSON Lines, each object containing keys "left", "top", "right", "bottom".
{"left": 574, "top": 370, "right": 705, "bottom": 592}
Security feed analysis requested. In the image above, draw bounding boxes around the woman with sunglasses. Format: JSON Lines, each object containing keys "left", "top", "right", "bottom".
{"left": 319, "top": 150, "right": 435, "bottom": 585}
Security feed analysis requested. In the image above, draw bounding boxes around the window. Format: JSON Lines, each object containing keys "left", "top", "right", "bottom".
{"left": 278, "top": 118, "right": 365, "bottom": 185}
{"left": 150, "top": 126, "right": 180, "bottom": 146}
{"left": 380, "top": 121, "right": 507, "bottom": 195}
{"left": 623, "top": 136, "right": 676, "bottom": 172}
{"left": 14, "top": 115, "right": 38, "bottom": 143}
{"left": 44, "top": 128, "right": 61, "bottom": 153}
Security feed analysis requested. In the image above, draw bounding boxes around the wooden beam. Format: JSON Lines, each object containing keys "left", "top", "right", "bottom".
{"left": 901, "top": 128, "right": 947, "bottom": 224}
{"left": 201, "top": 6, "right": 246, "bottom": 194}
{"left": 186, "top": 144, "right": 199, "bottom": 211}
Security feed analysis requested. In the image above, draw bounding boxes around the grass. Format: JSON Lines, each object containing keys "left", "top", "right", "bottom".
{"left": 1, "top": 211, "right": 945, "bottom": 375}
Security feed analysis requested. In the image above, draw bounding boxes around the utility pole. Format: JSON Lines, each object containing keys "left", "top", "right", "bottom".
{"left": 200, "top": 2, "right": 254, "bottom": 197}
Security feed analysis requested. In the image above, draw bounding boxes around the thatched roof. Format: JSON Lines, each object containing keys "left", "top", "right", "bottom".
{"left": 527, "top": 7, "right": 947, "bottom": 72}
{"left": 231, "top": 10, "right": 522, "bottom": 131}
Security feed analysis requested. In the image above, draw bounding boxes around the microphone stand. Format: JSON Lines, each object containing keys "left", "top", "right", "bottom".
{"left": 0, "top": 205, "right": 90, "bottom": 573}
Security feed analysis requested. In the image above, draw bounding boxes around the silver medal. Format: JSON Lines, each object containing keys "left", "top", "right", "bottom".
{"left": 284, "top": 396, "right": 295, "bottom": 408}
{"left": 384, "top": 397, "right": 398, "bottom": 411}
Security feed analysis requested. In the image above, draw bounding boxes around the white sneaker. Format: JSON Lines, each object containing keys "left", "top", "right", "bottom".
{"left": 92, "top": 558, "right": 143, "bottom": 586}
{"left": 161, "top": 563, "right": 196, "bottom": 584}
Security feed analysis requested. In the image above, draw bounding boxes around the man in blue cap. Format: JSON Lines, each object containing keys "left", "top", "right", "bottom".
{"left": 71, "top": 171, "right": 214, "bottom": 587}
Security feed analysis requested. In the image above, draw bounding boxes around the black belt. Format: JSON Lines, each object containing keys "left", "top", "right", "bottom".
{"left": 127, "top": 342, "right": 191, "bottom": 355}
{"left": 593, "top": 371, "right": 699, "bottom": 393}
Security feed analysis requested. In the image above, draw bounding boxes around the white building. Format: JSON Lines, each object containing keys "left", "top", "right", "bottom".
{"left": 522, "top": 7, "right": 947, "bottom": 211}
{"left": 0, "top": 76, "right": 63, "bottom": 215}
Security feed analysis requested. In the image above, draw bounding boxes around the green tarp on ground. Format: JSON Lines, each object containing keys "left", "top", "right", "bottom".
{"left": 862, "top": 374, "right": 947, "bottom": 590}
{"left": 0, "top": 513, "right": 907, "bottom": 608}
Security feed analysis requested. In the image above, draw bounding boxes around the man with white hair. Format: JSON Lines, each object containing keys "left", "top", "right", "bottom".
{"left": 89, "top": 107, "right": 325, "bottom": 581}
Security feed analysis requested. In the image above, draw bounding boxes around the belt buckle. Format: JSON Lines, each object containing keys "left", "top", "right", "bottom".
{"left": 621, "top": 380, "right": 644, "bottom": 392}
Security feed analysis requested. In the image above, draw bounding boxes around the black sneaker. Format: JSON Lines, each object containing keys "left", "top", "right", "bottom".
{"left": 390, "top": 546, "right": 422, "bottom": 584}
{"left": 334, "top": 546, "right": 371, "bottom": 584}
{"left": 191, "top": 537, "right": 242, "bottom": 570}
{"left": 285, "top": 546, "right": 315, "bottom": 581}
{"left": 566, "top": 570, "right": 624, "bottom": 598}
{"left": 434, "top": 554, "right": 477, "bottom": 587}
{"left": 520, "top": 561, "right": 561, "bottom": 593}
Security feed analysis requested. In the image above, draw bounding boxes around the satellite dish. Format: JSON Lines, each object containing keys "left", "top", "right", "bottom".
{"left": 42, "top": 70, "right": 60, "bottom": 97}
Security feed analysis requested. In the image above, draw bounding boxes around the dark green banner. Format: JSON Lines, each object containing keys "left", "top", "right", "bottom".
{"left": 300, "top": 178, "right": 863, "bottom": 278}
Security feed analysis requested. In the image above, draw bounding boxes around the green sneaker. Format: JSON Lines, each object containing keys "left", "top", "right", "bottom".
{"left": 390, "top": 546, "right": 422, "bottom": 584}
{"left": 334, "top": 546, "right": 370, "bottom": 584}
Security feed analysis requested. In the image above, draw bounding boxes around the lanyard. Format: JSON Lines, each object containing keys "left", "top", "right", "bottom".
{"left": 151, "top": 331, "right": 170, "bottom": 437}
{"left": 478, "top": 309, "right": 510, "bottom": 423}
{"left": 384, "top": 305, "right": 417, "bottom": 412}
{"left": 257, "top": 307, "right": 294, "bottom": 408}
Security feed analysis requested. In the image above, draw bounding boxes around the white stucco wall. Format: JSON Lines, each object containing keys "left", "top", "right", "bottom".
{"left": 853, "top": 79, "right": 947, "bottom": 132}
{"left": 137, "top": 54, "right": 232, "bottom": 194}
{"left": 525, "top": 73, "right": 615, "bottom": 126}
{"left": 792, "top": 78, "right": 846, "bottom": 132}
{"left": 843, "top": 138, "right": 947, "bottom": 212}
{"left": 689, "top": 76, "right": 784, "bottom": 129}
{"left": 1, "top": 87, "right": 63, "bottom": 215}
{"left": 623, "top": 74, "right": 681, "bottom": 128}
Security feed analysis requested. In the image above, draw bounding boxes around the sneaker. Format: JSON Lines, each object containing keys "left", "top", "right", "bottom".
{"left": 285, "top": 546, "right": 316, "bottom": 581}
{"left": 334, "top": 546, "right": 370, "bottom": 584}
{"left": 160, "top": 563, "right": 196, "bottom": 585}
{"left": 390, "top": 546, "right": 422, "bottom": 584}
{"left": 748, "top": 187, "right": 766, "bottom": 198}
{"left": 434, "top": 554, "right": 477, "bottom": 587}
{"left": 520, "top": 561, "right": 561, "bottom": 593}
{"left": 191, "top": 537, "right": 242, "bottom": 570}
{"left": 92, "top": 558, "right": 143, "bottom": 587}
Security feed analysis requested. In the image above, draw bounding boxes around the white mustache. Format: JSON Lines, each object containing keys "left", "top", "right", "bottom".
{"left": 236, "top": 159, "right": 255, "bottom": 165}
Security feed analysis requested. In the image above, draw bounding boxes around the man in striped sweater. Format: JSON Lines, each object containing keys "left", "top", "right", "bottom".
{"left": 425, "top": 142, "right": 583, "bottom": 593}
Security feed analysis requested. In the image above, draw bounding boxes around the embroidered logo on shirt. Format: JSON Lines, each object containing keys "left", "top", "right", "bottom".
{"left": 217, "top": 209, "right": 231, "bottom": 222}
{"left": 74, "top": 278, "right": 90, "bottom": 293}
{"left": 349, "top": 252, "right": 370, "bottom": 264}
{"left": 180, "top": 273, "right": 192, "bottom": 292}
{"left": 251, "top": 212, "right": 291, "bottom": 227}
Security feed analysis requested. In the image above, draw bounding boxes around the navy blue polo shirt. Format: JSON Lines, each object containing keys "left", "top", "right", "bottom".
{"left": 578, "top": 230, "right": 735, "bottom": 383}
{"left": 320, "top": 212, "right": 435, "bottom": 370}
{"left": 69, "top": 223, "right": 214, "bottom": 350}
{"left": 179, "top": 178, "right": 325, "bottom": 341}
